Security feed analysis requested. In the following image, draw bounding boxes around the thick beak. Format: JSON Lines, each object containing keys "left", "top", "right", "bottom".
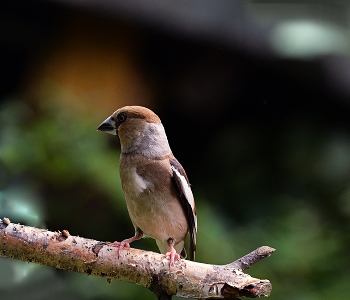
{"left": 97, "top": 116, "right": 117, "bottom": 135}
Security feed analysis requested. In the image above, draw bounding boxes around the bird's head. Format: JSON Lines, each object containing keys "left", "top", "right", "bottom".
{"left": 97, "top": 106, "right": 171, "bottom": 157}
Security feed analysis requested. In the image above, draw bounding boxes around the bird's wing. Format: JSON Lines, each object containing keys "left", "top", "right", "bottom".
{"left": 169, "top": 158, "right": 197, "bottom": 261}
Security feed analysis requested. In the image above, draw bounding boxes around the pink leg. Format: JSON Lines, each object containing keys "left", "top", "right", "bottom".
{"left": 165, "top": 238, "right": 180, "bottom": 266}
{"left": 112, "top": 229, "right": 143, "bottom": 257}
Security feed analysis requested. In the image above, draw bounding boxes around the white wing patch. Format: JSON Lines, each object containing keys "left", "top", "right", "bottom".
{"left": 171, "top": 166, "right": 197, "bottom": 230}
{"left": 132, "top": 167, "right": 154, "bottom": 195}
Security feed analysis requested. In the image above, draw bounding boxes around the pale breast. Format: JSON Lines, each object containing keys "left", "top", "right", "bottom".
{"left": 119, "top": 156, "right": 188, "bottom": 242}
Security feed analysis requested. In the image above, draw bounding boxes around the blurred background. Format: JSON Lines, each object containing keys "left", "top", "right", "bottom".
{"left": 1, "top": 0, "right": 350, "bottom": 299}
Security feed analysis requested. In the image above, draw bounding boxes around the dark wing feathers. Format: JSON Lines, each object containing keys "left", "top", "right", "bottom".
{"left": 169, "top": 158, "right": 197, "bottom": 261}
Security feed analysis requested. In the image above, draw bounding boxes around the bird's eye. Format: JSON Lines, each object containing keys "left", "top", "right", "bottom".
{"left": 117, "top": 113, "right": 127, "bottom": 123}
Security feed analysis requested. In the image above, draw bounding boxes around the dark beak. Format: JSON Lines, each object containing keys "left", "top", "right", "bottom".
{"left": 97, "top": 116, "right": 117, "bottom": 135}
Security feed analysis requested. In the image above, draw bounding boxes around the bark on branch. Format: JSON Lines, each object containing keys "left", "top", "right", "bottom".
{"left": 0, "top": 218, "right": 274, "bottom": 299}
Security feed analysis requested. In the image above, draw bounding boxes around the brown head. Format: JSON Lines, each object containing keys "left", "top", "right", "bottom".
{"left": 97, "top": 106, "right": 171, "bottom": 157}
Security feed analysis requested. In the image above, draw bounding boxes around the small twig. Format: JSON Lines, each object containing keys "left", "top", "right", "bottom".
{"left": 227, "top": 246, "right": 276, "bottom": 271}
{"left": 0, "top": 218, "right": 273, "bottom": 299}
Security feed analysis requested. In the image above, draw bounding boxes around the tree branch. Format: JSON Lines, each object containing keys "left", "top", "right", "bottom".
{"left": 0, "top": 218, "right": 274, "bottom": 299}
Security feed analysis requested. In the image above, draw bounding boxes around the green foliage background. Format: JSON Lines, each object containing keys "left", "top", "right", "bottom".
{"left": 1, "top": 2, "right": 350, "bottom": 299}
{"left": 1, "top": 83, "right": 350, "bottom": 300}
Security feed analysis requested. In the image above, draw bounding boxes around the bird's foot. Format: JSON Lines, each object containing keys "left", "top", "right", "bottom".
{"left": 165, "top": 246, "right": 180, "bottom": 266}
{"left": 112, "top": 240, "right": 131, "bottom": 257}
{"left": 111, "top": 231, "right": 143, "bottom": 258}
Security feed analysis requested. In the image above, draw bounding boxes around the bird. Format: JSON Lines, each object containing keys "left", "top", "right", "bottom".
{"left": 97, "top": 106, "right": 197, "bottom": 265}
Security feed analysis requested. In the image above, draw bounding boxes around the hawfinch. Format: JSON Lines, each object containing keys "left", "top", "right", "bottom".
{"left": 97, "top": 106, "right": 197, "bottom": 265}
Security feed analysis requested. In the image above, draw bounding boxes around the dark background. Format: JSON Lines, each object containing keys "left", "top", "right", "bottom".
{"left": 1, "top": 1, "right": 350, "bottom": 299}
